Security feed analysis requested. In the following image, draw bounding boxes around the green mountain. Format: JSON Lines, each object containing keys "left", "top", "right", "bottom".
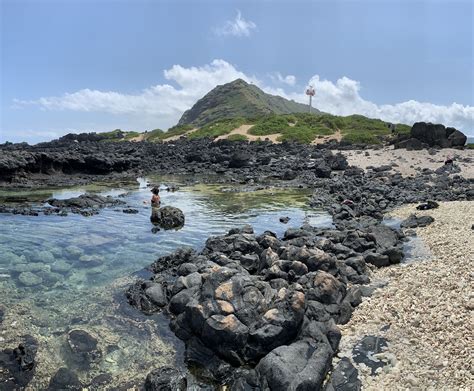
{"left": 177, "top": 78, "right": 316, "bottom": 127}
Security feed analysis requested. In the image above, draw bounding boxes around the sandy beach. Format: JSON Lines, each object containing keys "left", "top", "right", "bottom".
{"left": 337, "top": 201, "right": 474, "bottom": 390}
{"left": 342, "top": 147, "right": 474, "bottom": 178}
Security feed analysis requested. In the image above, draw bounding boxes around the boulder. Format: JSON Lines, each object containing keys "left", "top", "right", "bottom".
{"left": 229, "top": 152, "right": 251, "bottom": 168}
{"left": 410, "top": 122, "right": 467, "bottom": 148}
{"left": 257, "top": 340, "right": 333, "bottom": 391}
{"left": 315, "top": 163, "right": 332, "bottom": 178}
{"left": 400, "top": 214, "right": 434, "bottom": 228}
{"left": 150, "top": 206, "right": 185, "bottom": 230}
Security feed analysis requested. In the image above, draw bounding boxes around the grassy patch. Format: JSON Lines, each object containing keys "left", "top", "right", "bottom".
{"left": 277, "top": 125, "right": 333, "bottom": 144}
{"left": 248, "top": 113, "right": 337, "bottom": 143}
{"left": 466, "top": 143, "right": 474, "bottom": 149}
{"left": 188, "top": 117, "right": 247, "bottom": 139}
{"left": 100, "top": 129, "right": 140, "bottom": 142}
{"left": 227, "top": 134, "right": 249, "bottom": 141}
{"left": 143, "top": 128, "right": 164, "bottom": 141}
{"left": 249, "top": 115, "right": 292, "bottom": 136}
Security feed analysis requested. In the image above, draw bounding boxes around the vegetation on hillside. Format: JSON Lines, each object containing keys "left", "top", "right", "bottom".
{"left": 99, "top": 129, "right": 140, "bottom": 142}
{"left": 188, "top": 117, "right": 247, "bottom": 139}
{"left": 246, "top": 113, "right": 410, "bottom": 144}
{"left": 94, "top": 112, "right": 411, "bottom": 145}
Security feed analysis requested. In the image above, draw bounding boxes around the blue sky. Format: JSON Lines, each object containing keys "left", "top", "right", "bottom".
{"left": 1, "top": 0, "right": 473, "bottom": 143}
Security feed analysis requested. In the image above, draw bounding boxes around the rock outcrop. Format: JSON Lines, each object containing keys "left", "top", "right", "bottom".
{"left": 395, "top": 122, "right": 467, "bottom": 149}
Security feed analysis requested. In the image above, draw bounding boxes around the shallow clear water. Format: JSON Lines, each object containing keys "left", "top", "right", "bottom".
{"left": 0, "top": 177, "right": 331, "bottom": 388}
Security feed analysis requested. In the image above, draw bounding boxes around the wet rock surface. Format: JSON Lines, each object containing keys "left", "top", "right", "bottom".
{"left": 150, "top": 206, "right": 185, "bottom": 230}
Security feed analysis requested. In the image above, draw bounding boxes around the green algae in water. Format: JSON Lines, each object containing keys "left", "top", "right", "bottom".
{"left": 0, "top": 179, "right": 331, "bottom": 388}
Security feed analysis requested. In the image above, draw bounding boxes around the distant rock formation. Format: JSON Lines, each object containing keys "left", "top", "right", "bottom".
{"left": 395, "top": 122, "right": 467, "bottom": 150}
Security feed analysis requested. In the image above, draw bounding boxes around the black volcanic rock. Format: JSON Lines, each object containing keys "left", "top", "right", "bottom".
{"left": 409, "top": 122, "right": 467, "bottom": 148}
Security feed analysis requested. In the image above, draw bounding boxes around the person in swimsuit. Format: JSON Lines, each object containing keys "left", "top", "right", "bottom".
{"left": 150, "top": 187, "right": 161, "bottom": 206}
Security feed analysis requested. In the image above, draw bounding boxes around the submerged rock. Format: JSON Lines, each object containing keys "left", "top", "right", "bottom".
{"left": 66, "top": 329, "right": 102, "bottom": 366}
{"left": 18, "top": 271, "right": 43, "bottom": 286}
{"left": 48, "top": 367, "right": 83, "bottom": 390}
{"left": 150, "top": 206, "right": 185, "bottom": 230}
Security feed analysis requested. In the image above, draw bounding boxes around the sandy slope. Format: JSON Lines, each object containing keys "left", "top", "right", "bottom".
{"left": 164, "top": 128, "right": 198, "bottom": 141}
{"left": 214, "top": 124, "right": 281, "bottom": 143}
{"left": 311, "top": 129, "right": 342, "bottom": 145}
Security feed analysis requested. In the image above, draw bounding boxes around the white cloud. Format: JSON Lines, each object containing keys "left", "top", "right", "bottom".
{"left": 301, "top": 75, "right": 474, "bottom": 133}
{"left": 270, "top": 72, "right": 296, "bottom": 86}
{"left": 13, "top": 60, "right": 474, "bottom": 135}
{"left": 14, "top": 59, "right": 260, "bottom": 130}
{"left": 214, "top": 10, "right": 257, "bottom": 37}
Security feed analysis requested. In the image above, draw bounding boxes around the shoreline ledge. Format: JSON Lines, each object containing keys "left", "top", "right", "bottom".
{"left": 338, "top": 201, "right": 473, "bottom": 390}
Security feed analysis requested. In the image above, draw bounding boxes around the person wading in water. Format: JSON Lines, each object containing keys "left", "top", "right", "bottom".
{"left": 150, "top": 187, "right": 161, "bottom": 207}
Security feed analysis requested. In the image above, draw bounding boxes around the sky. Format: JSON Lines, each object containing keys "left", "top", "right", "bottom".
{"left": 1, "top": 0, "right": 473, "bottom": 143}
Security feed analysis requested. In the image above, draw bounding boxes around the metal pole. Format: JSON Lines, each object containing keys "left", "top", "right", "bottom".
{"left": 309, "top": 95, "right": 312, "bottom": 114}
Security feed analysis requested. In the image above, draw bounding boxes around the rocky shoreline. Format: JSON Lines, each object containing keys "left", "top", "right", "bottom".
{"left": 124, "top": 160, "right": 472, "bottom": 389}
{"left": 0, "top": 138, "right": 472, "bottom": 390}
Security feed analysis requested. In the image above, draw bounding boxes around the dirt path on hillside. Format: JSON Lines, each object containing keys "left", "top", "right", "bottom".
{"left": 215, "top": 125, "right": 282, "bottom": 143}
{"left": 164, "top": 128, "right": 198, "bottom": 142}
{"left": 129, "top": 134, "right": 146, "bottom": 142}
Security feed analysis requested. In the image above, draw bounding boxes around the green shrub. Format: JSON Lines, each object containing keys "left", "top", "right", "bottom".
{"left": 249, "top": 115, "right": 292, "bottom": 136}
{"left": 466, "top": 143, "right": 474, "bottom": 149}
{"left": 145, "top": 128, "right": 165, "bottom": 141}
{"left": 227, "top": 134, "right": 248, "bottom": 141}
{"left": 277, "top": 125, "right": 332, "bottom": 144}
{"left": 342, "top": 132, "right": 382, "bottom": 144}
